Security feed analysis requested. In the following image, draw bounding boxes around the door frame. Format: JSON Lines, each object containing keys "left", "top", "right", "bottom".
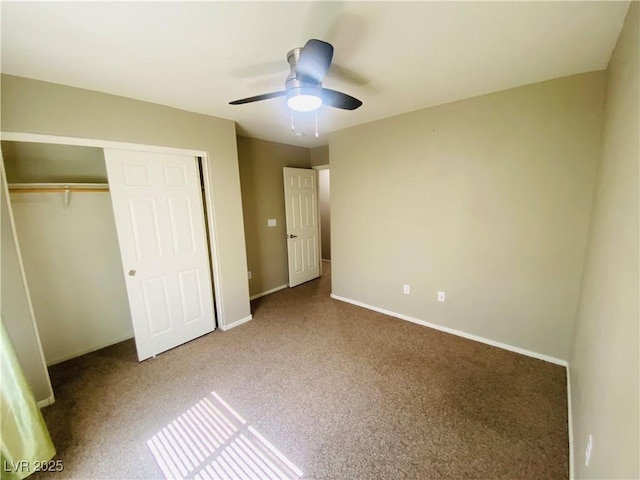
{"left": 0, "top": 158, "right": 55, "bottom": 407}
{"left": 0, "top": 131, "right": 225, "bottom": 334}
{"left": 312, "top": 164, "right": 329, "bottom": 277}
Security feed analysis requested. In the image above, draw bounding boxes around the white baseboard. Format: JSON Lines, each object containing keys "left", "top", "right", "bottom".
{"left": 567, "top": 364, "right": 574, "bottom": 479}
{"left": 250, "top": 284, "right": 288, "bottom": 301}
{"left": 37, "top": 395, "right": 55, "bottom": 408}
{"left": 219, "top": 314, "right": 252, "bottom": 331}
{"left": 330, "top": 294, "right": 568, "bottom": 366}
{"left": 47, "top": 334, "right": 135, "bottom": 366}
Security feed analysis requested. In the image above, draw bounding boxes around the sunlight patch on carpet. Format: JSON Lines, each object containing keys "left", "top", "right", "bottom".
{"left": 147, "top": 391, "right": 303, "bottom": 480}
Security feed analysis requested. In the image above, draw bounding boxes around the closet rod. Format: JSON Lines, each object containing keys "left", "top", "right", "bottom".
{"left": 8, "top": 183, "right": 109, "bottom": 193}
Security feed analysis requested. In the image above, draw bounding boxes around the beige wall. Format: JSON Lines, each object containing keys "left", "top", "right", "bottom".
{"left": 237, "top": 136, "right": 311, "bottom": 297}
{"left": 569, "top": 3, "right": 639, "bottom": 478}
{"left": 310, "top": 145, "right": 329, "bottom": 167}
{"left": 330, "top": 71, "right": 605, "bottom": 361}
{"left": 1, "top": 161, "right": 53, "bottom": 403}
{"left": 2, "top": 141, "right": 107, "bottom": 183}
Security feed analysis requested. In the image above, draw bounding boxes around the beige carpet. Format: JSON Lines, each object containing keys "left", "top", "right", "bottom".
{"left": 34, "top": 261, "right": 568, "bottom": 479}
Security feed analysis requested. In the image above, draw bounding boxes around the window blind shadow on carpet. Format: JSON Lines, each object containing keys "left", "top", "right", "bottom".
{"left": 146, "top": 391, "right": 303, "bottom": 480}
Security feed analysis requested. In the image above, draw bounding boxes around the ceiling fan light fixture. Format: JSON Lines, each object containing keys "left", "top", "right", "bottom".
{"left": 286, "top": 86, "right": 323, "bottom": 112}
{"left": 287, "top": 93, "right": 322, "bottom": 112}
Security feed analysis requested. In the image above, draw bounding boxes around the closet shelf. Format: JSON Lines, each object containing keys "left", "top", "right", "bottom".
{"left": 8, "top": 183, "right": 109, "bottom": 193}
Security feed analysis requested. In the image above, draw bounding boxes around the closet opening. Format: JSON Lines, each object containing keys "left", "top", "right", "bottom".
{"left": 2, "top": 140, "right": 134, "bottom": 367}
{"left": 2, "top": 140, "right": 218, "bottom": 369}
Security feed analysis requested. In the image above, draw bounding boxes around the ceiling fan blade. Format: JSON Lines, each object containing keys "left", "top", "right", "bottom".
{"left": 321, "top": 88, "right": 362, "bottom": 110}
{"left": 229, "top": 91, "right": 286, "bottom": 105}
{"left": 296, "top": 39, "right": 334, "bottom": 84}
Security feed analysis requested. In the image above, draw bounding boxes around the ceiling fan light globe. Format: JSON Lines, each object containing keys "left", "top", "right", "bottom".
{"left": 287, "top": 94, "right": 322, "bottom": 112}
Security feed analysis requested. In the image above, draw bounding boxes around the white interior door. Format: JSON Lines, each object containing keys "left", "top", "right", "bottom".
{"left": 284, "top": 167, "right": 320, "bottom": 287}
{"left": 104, "top": 149, "right": 215, "bottom": 361}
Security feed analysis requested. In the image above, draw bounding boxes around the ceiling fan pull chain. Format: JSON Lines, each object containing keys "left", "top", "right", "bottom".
{"left": 315, "top": 110, "right": 319, "bottom": 138}
{"left": 290, "top": 108, "right": 295, "bottom": 131}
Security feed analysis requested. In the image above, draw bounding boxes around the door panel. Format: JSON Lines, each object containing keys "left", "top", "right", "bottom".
{"left": 284, "top": 167, "right": 320, "bottom": 287}
{"left": 168, "top": 197, "right": 196, "bottom": 252}
{"left": 105, "top": 149, "right": 215, "bottom": 361}
{"left": 130, "top": 198, "right": 162, "bottom": 258}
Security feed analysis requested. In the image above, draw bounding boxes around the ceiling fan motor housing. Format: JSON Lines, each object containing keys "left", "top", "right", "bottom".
{"left": 286, "top": 47, "right": 322, "bottom": 99}
{"left": 284, "top": 47, "right": 322, "bottom": 91}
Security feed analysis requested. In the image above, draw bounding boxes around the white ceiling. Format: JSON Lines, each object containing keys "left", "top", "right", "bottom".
{"left": 1, "top": 1, "right": 630, "bottom": 148}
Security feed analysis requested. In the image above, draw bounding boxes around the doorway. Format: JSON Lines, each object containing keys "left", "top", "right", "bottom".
{"left": 316, "top": 167, "right": 331, "bottom": 262}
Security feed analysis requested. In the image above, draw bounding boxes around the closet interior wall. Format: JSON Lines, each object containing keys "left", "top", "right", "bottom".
{"left": 2, "top": 141, "right": 133, "bottom": 365}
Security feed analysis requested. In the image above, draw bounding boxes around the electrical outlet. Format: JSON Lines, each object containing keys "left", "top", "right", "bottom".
{"left": 438, "top": 291, "right": 446, "bottom": 302}
{"left": 248, "top": 271, "right": 252, "bottom": 280}
{"left": 585, "top": 434, "right": 593, "bottom": 467}
{"left": 403, "top": 284, "right": 410, "bottom": 295}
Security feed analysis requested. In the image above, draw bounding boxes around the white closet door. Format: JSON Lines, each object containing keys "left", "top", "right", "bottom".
{"left": 104, "top": 149, "right": 215, "bottom": 361}
{"left": 284, "top": 167, "right": 320, "bottom": 287}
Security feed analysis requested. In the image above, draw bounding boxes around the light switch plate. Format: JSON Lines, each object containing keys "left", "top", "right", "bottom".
{"left": 267, "top": 219, "right": 277, "bottom": 227}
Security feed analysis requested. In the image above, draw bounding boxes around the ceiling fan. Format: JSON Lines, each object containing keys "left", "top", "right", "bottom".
{"left": 229, "top": 39, "right": 363, "bottom": 112}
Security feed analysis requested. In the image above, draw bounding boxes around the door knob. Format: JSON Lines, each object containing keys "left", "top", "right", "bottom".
{"left": 287, "top": 234, "right": 298, "bottom": 239}
{"left": 128, "top": 269, "right": 136, "bottom": 276}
